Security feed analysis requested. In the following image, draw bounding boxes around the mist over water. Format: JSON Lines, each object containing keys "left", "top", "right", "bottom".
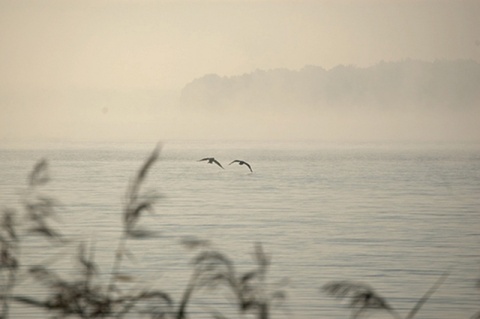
{"left": 177, "top": 104, "right": 480, "bottom": 142}
{"left": 1, "top": 1, "right": 480, "bottom": 146}
{"left": 3, "top": 59, "right": 480, "bottom": 145}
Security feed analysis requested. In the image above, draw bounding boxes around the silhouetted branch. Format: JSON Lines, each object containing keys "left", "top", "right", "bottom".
{"left": 108, "top": 144, "right": 161, "bottom": 296}
{"left": 405, "top": 272, "right": 449, "bottom": 319}
{"left": 323, "top": 281, "right": 402, "bottom": 319}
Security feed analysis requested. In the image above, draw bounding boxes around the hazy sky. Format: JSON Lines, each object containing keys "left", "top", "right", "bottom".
{"left": 1, "top": 0, "right": 479, "bottom": 144}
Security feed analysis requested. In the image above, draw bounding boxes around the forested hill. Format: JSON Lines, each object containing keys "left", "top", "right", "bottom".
{"left": 179, "top": 60, "right": 480, "bottom": 112}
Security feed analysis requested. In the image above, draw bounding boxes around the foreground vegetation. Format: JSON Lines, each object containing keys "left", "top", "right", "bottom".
{"left": 0, "top": 145, "right": 478, "bottom": 318}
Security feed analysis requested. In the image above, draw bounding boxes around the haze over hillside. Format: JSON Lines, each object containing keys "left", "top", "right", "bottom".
{"left": 2, "top": 1, "right": 479, "bottom": 144}
{"left": 181, "top": 60, "right": 480, "bottom": 111}
{"left": 178, "top": 60, "right": 480, "bottom": 141}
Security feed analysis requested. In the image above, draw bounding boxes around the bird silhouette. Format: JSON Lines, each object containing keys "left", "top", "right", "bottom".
{"left": 198, "top": 157, "right": 224, "bottom": 169}
{"left": 229, "top": 160, "right": 253, "bottom": 172}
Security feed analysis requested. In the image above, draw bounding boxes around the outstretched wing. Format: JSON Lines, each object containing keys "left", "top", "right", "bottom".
{"left": 213, "top": 159, "right": 224, "bottom": 169}
{"left": 229, "top": 160, "right": 240, "bottom": 165}
{"left": 198, "top": 157, "right": 211, "bottom": 162}
{"left": 244, "top": 162, "right": 253, "bottom": 172}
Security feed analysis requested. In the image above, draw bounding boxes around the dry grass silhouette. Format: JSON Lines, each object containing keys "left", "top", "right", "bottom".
{"left": 323, "top": 272, "right": 450, "bottom": 319}
{"left": 0, "top": 145, "right": 284, "bottom": 319}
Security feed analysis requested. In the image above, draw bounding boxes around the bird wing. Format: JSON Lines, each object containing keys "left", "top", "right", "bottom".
{"left": 213, "top": 159, "right": 224, "bottom": 169}
{"left": 229, "top": 160, "right": 240, "bottom": 165}
{"left": 244, "top": 162, "right": 253, "bottom": 172}
{"left": 198, "top": 158, "right": 211, "bottom": 162}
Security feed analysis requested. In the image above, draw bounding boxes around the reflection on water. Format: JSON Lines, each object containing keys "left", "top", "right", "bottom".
{"left": 0, "top": 141, "right": 479, "bottom": 318}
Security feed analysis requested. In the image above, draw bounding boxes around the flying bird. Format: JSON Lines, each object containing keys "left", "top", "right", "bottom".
{"left": 229, "top": 160, "right": 253, "bottom": 172}
{"left": 198, "top": 157, "right": 224, "bottom": 169}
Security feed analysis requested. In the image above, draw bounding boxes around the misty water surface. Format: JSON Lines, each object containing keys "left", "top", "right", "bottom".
{"left": 0, "top": 140, "right": 479, "bottom": 319}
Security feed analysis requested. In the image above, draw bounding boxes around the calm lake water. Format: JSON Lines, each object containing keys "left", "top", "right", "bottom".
{"left": 0, "top": 140, "right": 479, "bottom": 318}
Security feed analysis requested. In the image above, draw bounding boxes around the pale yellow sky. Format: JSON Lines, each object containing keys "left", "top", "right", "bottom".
{"left": 1, "top": 0, "right": 479, "bottom": 144}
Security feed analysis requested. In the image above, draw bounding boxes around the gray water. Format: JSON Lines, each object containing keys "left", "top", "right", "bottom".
{"left": 0, "top": 140, "right": 479, "bottom": 318}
